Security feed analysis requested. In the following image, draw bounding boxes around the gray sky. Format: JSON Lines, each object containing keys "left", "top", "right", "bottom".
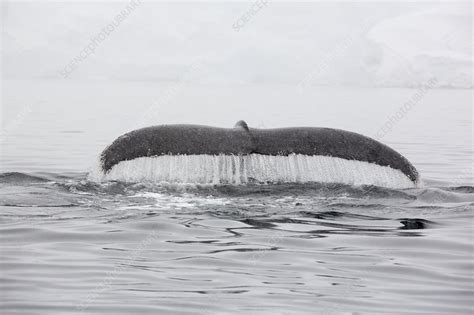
{"left": 1, "top": 1, "right": 472, "bottom": 87}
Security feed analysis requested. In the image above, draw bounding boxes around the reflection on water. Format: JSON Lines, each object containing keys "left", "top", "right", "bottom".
{"left": 1, "top": 173, "right": 473, "bottom": 314}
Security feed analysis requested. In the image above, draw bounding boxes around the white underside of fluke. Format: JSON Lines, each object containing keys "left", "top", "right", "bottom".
{"left": 89, "top": 154, "right": 418, "bottom": 189}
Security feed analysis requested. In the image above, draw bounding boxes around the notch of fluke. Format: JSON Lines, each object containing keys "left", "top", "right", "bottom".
{"left": 234, "top": 120, "right": 249, "bottom": 132}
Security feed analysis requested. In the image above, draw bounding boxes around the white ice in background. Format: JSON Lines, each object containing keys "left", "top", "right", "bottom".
{"left": 2, "top": 1, "right": 471, "bottom": 88}
{"left": 88, "top": 154, "right": 417, "bottom": 189}
{"left": 367, "top": 3, "right": 473, "bottom": 88}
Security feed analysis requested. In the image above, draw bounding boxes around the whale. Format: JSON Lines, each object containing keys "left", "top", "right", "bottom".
{"left": 95, "top": 121, "right": 419, "bottom": 188}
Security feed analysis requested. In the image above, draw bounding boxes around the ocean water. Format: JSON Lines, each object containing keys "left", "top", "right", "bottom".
{"left": 1, "top": 80, "right": 473, "bottom": 314}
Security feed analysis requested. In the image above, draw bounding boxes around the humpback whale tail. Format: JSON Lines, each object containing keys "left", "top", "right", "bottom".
{"left": 91, "top": 121, "right": 420, "bottom": 189}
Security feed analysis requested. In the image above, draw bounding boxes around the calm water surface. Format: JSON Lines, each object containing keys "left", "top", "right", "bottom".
{"left": 1, "top": 80, "right": 473, "bottom": 314}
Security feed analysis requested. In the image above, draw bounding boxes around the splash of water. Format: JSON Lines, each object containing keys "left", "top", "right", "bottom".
{"left": 89, "top": 154, "right": 417, "bottom": 189}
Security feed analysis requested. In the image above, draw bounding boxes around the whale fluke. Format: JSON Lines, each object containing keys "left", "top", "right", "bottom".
{"left": 94, "top": 121, "right": 420, "bottom": 188}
